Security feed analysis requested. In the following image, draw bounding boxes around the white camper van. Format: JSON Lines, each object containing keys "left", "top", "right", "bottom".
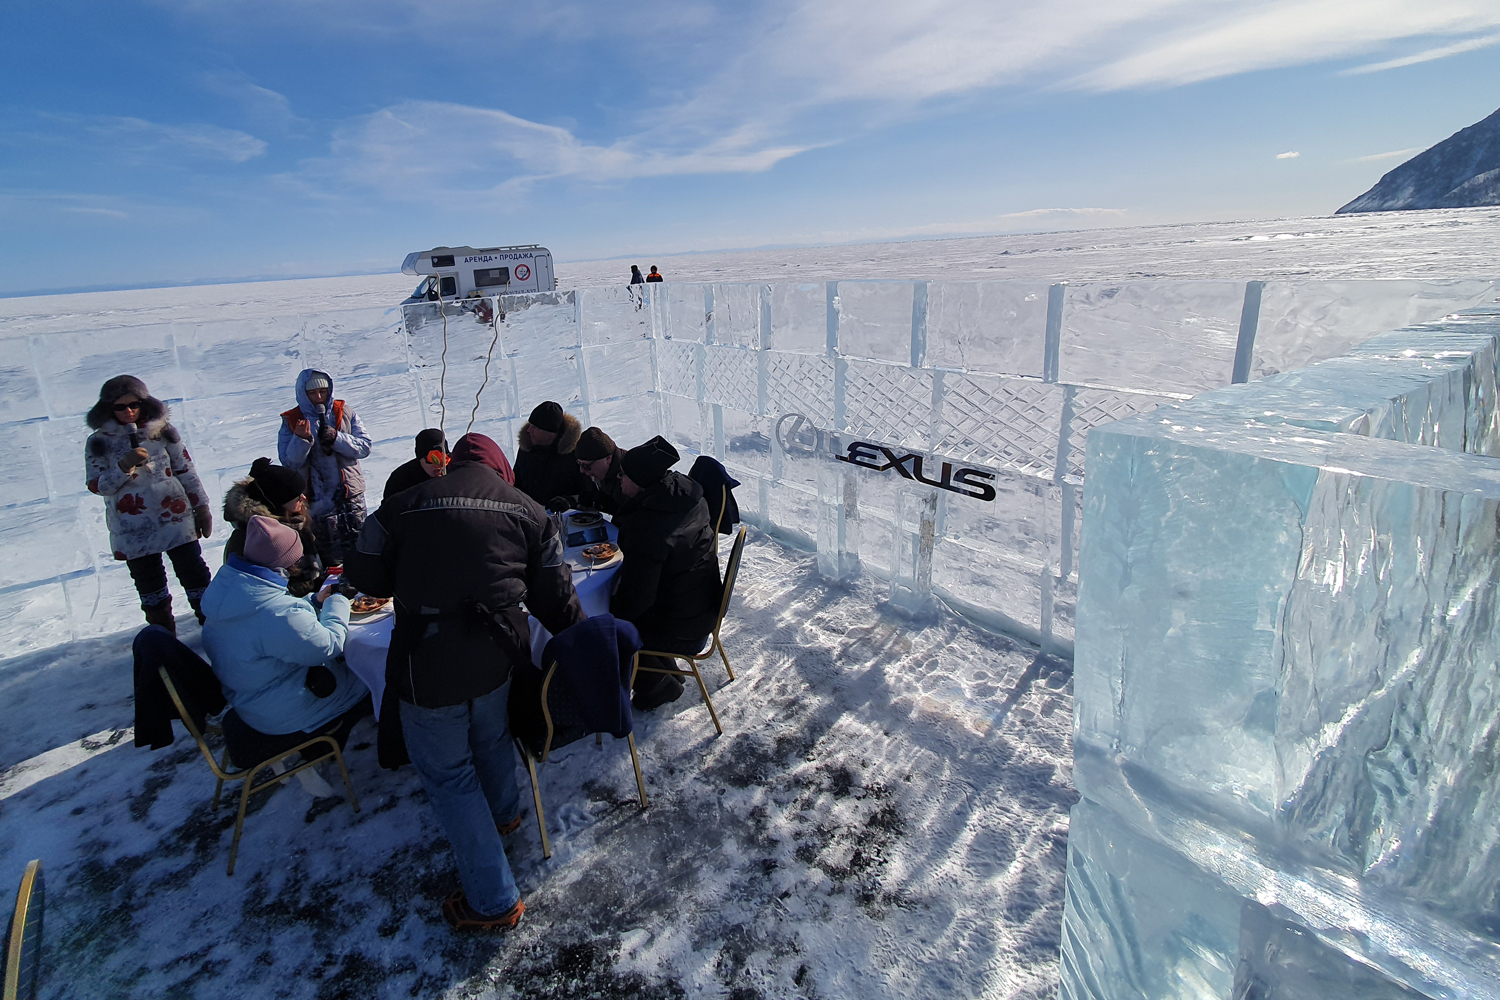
{"left": 401, "top": 245, "right": 556, "bottom": 302}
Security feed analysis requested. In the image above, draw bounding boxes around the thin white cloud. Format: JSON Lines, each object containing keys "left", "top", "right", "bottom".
{"left": 63, "top": 206, "right": 129, "bottom": 219}
{"left": 200, "top": 71, "right": 305, "bottom": 131}
{"left": 311, "top": 100, "right": 809, "bottom": 199}
{"left": 1276, "top": 151, "right": 1300, "bottom": 159}
{"left": 1341, "top": 31, "right": 1500, "bottom": 73}
{"left": 45, "top": 114, "right": 268, "bottom": 163}
{"left": 1348, "top": 146, "right": 1425, "bottom": 163}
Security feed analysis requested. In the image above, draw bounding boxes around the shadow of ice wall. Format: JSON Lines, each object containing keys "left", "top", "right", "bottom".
{"left": 1064, "top": 301, "right": 1500, "bottom": 998}
{"left": 0, "top": 278, "right": 1495, "bottom": 662}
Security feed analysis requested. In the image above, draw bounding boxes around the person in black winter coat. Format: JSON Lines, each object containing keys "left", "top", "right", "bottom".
{"left": 548, "top": 426, "right": 624, "bottom": 514}
{"left": 343, "top": 432, "right": 582, "bottom": 930}
{"left": 514, "top": 401, "right": 587, "bottom": 509}
{"left": 383, "top": 428, "right": 448, "bottom": 500}
{"left": 609, "top": 436, "right": 722, "bottom": 710}
{"left": 629, "top": 265, "right": 645, "bottom": 285}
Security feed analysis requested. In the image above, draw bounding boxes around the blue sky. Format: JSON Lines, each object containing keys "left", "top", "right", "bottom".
{"left": 2, "top": 0, "right": 1498, "bottom": 294}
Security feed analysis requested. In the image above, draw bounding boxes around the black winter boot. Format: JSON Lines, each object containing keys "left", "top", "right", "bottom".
{"left": 188, "top": 597, "right": 206, "bottom": 626}
{"left": 143, "top": 600, "right": 176, "bottom": 635}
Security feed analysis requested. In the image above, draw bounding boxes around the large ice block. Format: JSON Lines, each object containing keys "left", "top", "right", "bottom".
{"left": 1066, "top": 312, "right": 1500, "bottom": 997}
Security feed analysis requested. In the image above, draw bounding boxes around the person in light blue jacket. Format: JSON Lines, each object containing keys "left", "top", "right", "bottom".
{"left": 277, "top": 368, "right": 373, "bottom": 566}
{"left": 201, "top": 515, "right": 370, "bottom": 765}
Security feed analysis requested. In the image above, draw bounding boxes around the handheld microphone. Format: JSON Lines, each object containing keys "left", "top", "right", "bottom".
{"left": 127, "top": 422, "right": 140, "bottom": 449}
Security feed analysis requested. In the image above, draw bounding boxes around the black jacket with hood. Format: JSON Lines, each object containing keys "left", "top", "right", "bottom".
{"left": 513, "top": 412, "right": 587, "bottom": 507}
{"left": 609, "top": 470, "right": 722, "bottom": 640}
{"left": 344, "top": 459, "right": 584, "bottom": 711}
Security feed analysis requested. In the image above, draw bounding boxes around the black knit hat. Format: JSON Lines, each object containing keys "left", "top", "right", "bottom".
{"left": 621, "top": 435, "right": 679, "bottom": 486}
{"left": 528, "top": 401, "right": 566, "bottom": 433}
{"left": 574, "top": 426, "right": 616, "bottom": 463}
{"left": 247, "top": 457, "right": 305, "bottom": 509}
{"left": 415, "top": 428, "right": 447, "bottom": 458}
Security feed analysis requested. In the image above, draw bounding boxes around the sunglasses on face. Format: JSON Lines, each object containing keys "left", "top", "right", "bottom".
{"left": 113, "top": 401, "right": 141, "bottom": 413}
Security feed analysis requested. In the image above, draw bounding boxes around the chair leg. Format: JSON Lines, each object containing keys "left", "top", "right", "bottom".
{"left": 228, "top": 768, "right": 260, "bottom": 876}
{"left": 689, "top": 661, "right": 723, "bottom": 736}
{"left": 626, "top": 733, "right": 648, "bottom": 809}
{"left": 331, "top": 747, "right": 360, "bottom": 813}
{"left": 523, "top": 750, "right": 552, "bottom": 860}
{"left": 716, "top": 637, "right": 735, "bottom": 682}
{"left": 213, "top": 749, "right": 230, "bottom": 809}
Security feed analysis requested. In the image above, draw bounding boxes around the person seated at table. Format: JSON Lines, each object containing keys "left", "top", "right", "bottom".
{"left": 223, "top": 457, "right": 326, "bottom": 597}
{"left": 384, "top": 428, "right": 448, "bottom": 500}
{"left": 514, "top": 401, "right": 586, "bottom": 510}
{"left": 609, "top": 436, "right": 722, "bottom": 711}
{"left": 343, "top": 432, "right": 582, "bottom": 932}
{"left": 547, "top": 426, "right": 624, "bottom": 514}
{"left": 201, "top": 516, "right": 371, "bottom": 765}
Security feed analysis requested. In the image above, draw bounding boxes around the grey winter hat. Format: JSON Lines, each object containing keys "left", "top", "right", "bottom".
{"left": 621, "top": 435, "right": 679, "bottom": 486}
{"left": 304, "top": 374, "right": 332, "bottom": 391}
{"left": 574, "top": 426, "right": 616, "bottom": 463}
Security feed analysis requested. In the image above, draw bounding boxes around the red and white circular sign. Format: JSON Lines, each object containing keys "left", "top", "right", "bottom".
{"left": 514, "top": 263, "right": 531, "bottom": 281}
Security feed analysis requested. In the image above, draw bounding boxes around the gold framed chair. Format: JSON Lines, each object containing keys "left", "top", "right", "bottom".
{"left": 519, "top": 660, "right": 648, "bottom": 860}
{"left": 2, "top": 860, "right": 42, "bottom": 1000}
{"left": 158, "top": 667, "right": 360, "bottom": 875}
{"left": 630, "top": 524, "right": 747, "bottom": 736}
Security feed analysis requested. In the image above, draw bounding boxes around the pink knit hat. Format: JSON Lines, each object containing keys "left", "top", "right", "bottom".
{"left": 243, "top": 515, "right": 303, "bottom": 569}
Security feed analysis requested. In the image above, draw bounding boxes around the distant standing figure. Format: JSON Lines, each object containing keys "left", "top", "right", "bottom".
{"left": 278, "top": 369, "right": 372, "bottom": 566}
{"left": 85, "top": 375, "right": 214, "bottom": 634}
{"left": 645, "top": 266, "right": 664, "bottom": 283}
{"left": 629, "top": 265, "right": 645, "bottom": 285}
{"left": 384, "top": 429, "right": 448, "bottom": 500}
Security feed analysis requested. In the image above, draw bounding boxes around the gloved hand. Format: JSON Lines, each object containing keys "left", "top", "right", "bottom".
{"left": 193, "top": 505, "right": 213, "bottom": 538}
{"left": 545, "top": 496, "right": 573, "bottom": 513}
{"left": 319, "top": 425, "right": 337, "bottom": 446}
{"left": 118, "top": 447, "right": 150, "bottom": 473}
{"left": 304, "top": 664, "right": 337, "bottom": 699}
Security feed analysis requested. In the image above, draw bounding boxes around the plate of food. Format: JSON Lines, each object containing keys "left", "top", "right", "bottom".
{"left": 568, "top": 511, "right": 604, "bottom": 528}
{"left": 349, "top": 595, "right": 392, "bottom": 618}
{"left": 580, "top": 541, "right": 618, "bottom": 562}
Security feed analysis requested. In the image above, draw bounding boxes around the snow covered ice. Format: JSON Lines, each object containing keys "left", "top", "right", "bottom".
{"left": 2, "top": 213, "right": 1500, "bottom": 997}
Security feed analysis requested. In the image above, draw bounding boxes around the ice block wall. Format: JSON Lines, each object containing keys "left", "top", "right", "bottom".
{"left": 1063, "top": 303, "right": 1500, "bottom": 998}
{"left": 0, "top": 278, "right": 1493, "bottom": 661}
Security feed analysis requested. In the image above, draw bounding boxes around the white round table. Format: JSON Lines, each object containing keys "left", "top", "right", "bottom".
{"left": 343, "top": 517, "right": 620, "bottom": 717}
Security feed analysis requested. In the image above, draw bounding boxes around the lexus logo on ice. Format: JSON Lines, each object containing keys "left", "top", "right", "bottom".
{"left": 774, "top": 413, "right": 998, "bottom": 502}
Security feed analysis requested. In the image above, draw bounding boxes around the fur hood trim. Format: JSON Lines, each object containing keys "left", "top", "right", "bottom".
{"left": 223, "top": 479, "right": 275, "bottom": 526}
{"left": 517, "top": 411, "right": 582, "bottom": 455}
{"left": 87, "top": 395, "right": 167, "bottom": 432}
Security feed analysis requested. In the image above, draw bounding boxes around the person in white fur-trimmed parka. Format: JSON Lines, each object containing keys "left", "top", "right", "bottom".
{"left": 85, "top": 374, "right": 214, "bottom": 633}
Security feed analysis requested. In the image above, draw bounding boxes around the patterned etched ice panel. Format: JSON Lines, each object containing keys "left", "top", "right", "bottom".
{"left": 582, "top": 342, "right": 655, "bottom": 403}
{"left": 768, "top": 283, "right": 829, "bottom": 355}
{"left": 301, "top": 306, "right": 407, "bottom": 379}
{"left": 933, "top": 373, "right": 1062, "bottom": 479}
{"left": 1251, "top": 279, "right": 1498, "bottom": 380}
{"left": 0, "top": 342, "right": 48, "bottom": 424}
{"left": 660, "top": 284, "right": 709, "bottom": 343}
{"left": 654, "top": 340, "right": 698, "bottom": 400}
{"left": 700, "top": 347, "right": 758, "bottom": 414}
{"left": 835, "top": 282, "right": 914, "bottom": 364}
{"left": 660, "top": 393, "right": 706, "bottom": 458}
{"left": 842, "top": 361, "right": 932, "bottom": 450}
{"left": 33, "top": 326, "right": 187, "bottom": 417}
{"left": 764, "top": 352, "right": 833, "bottom": 428}
{"left": 1058, "top": 281, "right": 1245, "bottom": 395}
{"left": 1063, "top": 386, "right": 1173, "bottom": 479}
{"left": 708, "top": 284, "right": 764, "bottom": 350}
{"left": 495, "top": 291, "right": 580, "bottom": 357}
{"left": 578, "top": 285, "right": 654, "bottom": 346}
{"left": 924, "top": 281, "right": 1050, "bottom": 377}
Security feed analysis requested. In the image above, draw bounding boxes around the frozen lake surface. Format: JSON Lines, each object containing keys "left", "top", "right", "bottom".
{"left": 0, "top": 535, "right": 1074, "bottom": 999}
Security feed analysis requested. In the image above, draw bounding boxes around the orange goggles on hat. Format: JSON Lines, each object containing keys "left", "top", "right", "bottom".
{"left": 426, "top": 449, "right": 449, "bottom": 469}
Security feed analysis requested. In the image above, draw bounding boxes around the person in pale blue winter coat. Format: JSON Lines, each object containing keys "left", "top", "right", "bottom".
{"left": 278, "top": 369, "right": 372, "bottom": 566}
{"left": 201, "top": 516, "right": 370, "bottom": 764}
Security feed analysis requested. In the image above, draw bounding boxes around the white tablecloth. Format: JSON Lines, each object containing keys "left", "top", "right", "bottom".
{"left": 343, "top": 519, "right": 620, "bottom": 717}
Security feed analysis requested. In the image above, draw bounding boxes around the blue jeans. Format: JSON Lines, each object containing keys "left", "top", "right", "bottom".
{"left": 401, "top": 681, "right": 523, "bottom": 915}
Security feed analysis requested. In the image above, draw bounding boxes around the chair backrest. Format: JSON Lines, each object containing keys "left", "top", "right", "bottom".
{"left": 2, "top": 859, "right": 43, "bottom": 1000}
{"left": 157, "top": 667, "right": 229, "bottom": 778}
{"left": 714, "top": 526, "right": 748, "bottom": 635}
{"left": 713, "top": 484, "right": 727, "bottom": 538}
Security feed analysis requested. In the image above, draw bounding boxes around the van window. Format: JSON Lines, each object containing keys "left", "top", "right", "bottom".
{"left": 439, "top": 276, "right": 457, "bottom": 297}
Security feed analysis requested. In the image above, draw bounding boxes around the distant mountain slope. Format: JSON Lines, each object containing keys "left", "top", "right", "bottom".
{"left": 1338, "top": 106, "right": 1500, "bottom": 214}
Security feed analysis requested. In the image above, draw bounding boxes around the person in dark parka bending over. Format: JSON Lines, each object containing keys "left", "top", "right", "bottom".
{"left": 513, "top": 401, "right": 586, "bottom": 510}
{"left": 608, "top": 435, "right": 722, "bottom": 710}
